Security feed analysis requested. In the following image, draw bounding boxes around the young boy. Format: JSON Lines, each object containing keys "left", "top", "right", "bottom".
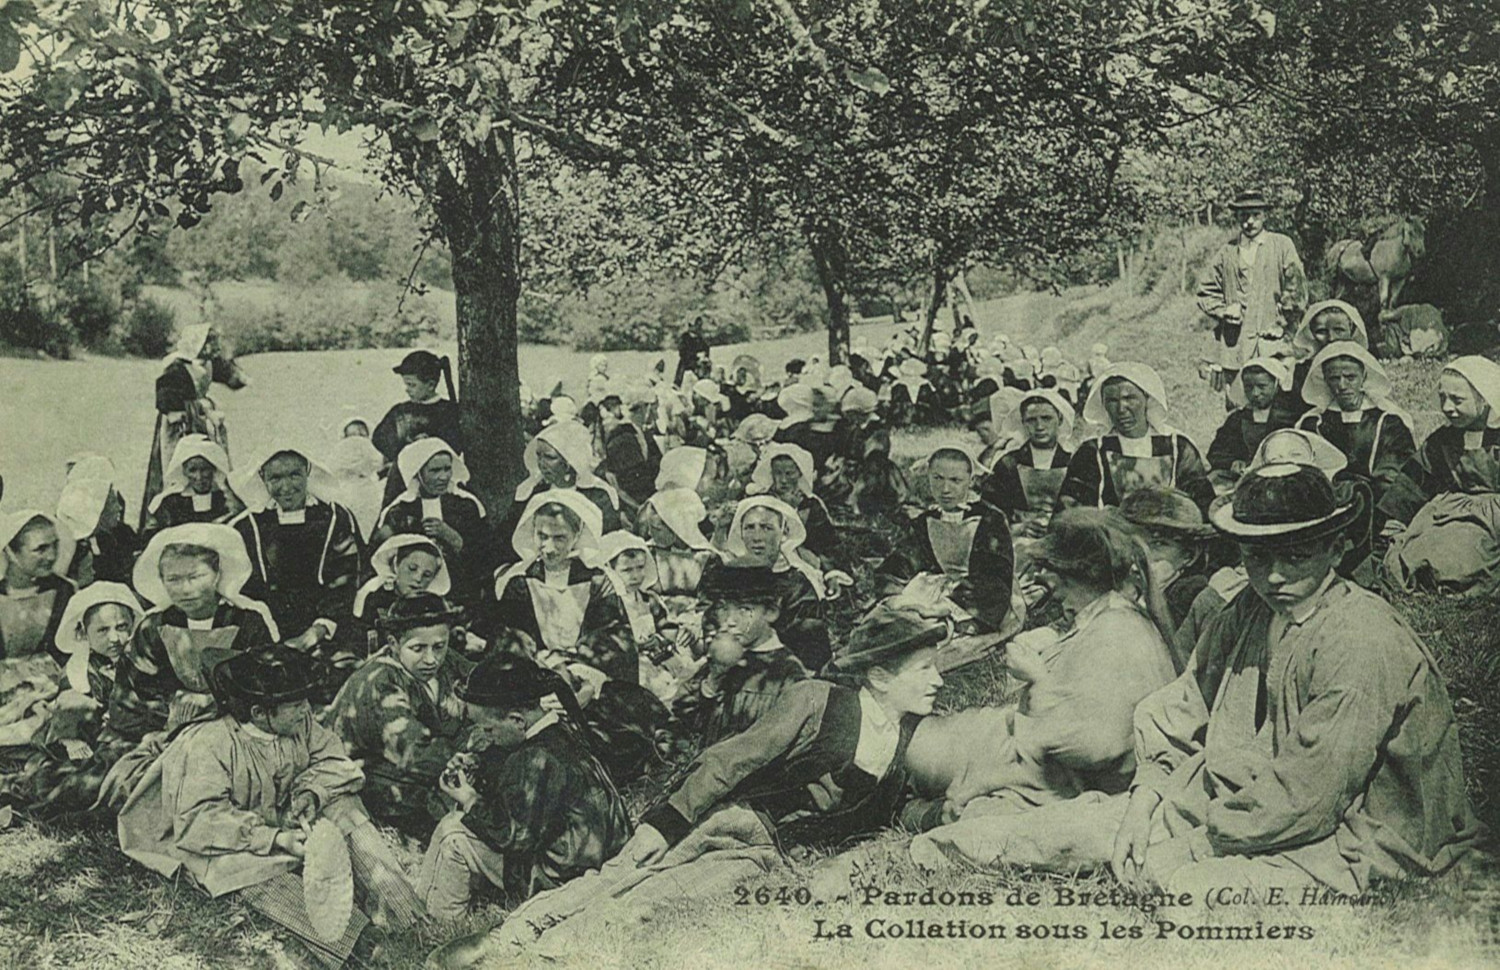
{"left": 878, "top": 447, "right": 1014, "bottom": 634}
{"left": 674, "top": 562, "right": 808, "bottom": 748}
{"left": 119, "top": 647, "right": 422, "bottom": 968}
{"left": 419, "top": 654, "right": 631, "bottom": 922}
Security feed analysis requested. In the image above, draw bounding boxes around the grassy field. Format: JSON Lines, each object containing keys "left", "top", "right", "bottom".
{"left": 1, "top": 280, "right": 1496, "bottom": 969}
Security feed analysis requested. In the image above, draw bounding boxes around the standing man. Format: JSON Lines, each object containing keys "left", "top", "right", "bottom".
{"left": 674, "top": 315, "right": 712, "bottom": 388}
{"left": 1196, "top": 190, "right": 1307, "bottom": 393}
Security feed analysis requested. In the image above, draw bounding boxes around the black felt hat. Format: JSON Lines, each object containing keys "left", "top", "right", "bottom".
{"left": 458, "top": 652, "right": 574, "bottom": 712}
{"left": 1210, "top": 463, "right": 1361, "bottom": 545}
{"left": 377, "top": 593, "right": 464, "bottom": 637}
{"left": 212, "top": 646, "right": 319, "bottom": 707}
{"left": 700, "top": 562, "right": 782, "bottom": 607}
{"left": 393, "top": 350, "right": 443, "bottom": 379}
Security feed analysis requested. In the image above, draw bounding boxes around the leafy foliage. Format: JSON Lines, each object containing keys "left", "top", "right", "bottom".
{"left": 120, "top": 295, "right": 175, "bottom": 358}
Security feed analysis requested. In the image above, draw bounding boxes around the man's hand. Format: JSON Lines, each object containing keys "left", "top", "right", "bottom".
{"left": 619, "top": 823, "right": 669, "bottom": 868}
{"left": 274, "top": 828, "right": 308, "bottom": 858}
{"left": 288, "top": 791, "right": 319, "bottom": 827}
{"left": 1110, "top": 788, "right": 1161, "bottom": 889}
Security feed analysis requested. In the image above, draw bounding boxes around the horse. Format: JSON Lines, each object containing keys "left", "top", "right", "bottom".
{"left": 1325, "top": 215, "right": 1427, "bottom": 311}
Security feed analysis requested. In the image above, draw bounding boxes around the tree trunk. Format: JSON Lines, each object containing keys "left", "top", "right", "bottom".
{"left": 918, "top": 260, "right": 950, "bottom": 357}
{"left": 805, "top": 221, "right": 851, "bottom": 365}
{"left": 1480, "top": 129, "right": 1500, "bottom": 213}
{"left": 428, "top": 135, "right": 525, "bottom": 517}
{"left": 17, "top": 211, "right": 26, "bottom": 281}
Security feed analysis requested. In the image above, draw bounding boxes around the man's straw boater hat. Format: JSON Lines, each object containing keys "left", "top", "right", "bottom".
{"left": 1210, "top": 462, "right": 1361, "bottom": 545}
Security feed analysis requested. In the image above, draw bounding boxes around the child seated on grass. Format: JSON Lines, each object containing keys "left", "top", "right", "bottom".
{"left": 419, "top": 654, "right": 631, "bottom": 922}
{"left": 118, "top": 646, "right": 422, "bottom": 968}
{"left": 1205, "top": 357, "right": 1301, "bottom": 491}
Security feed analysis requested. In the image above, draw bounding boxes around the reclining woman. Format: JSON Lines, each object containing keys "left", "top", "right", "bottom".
{"left": 324, "top": 594, "right": 471, "bottom": 842}
{"left": 428, "top": 599, "right": 948, "bottom": 969}
{"left": 901, "top": 509, "right": 1176, "bottom": 827}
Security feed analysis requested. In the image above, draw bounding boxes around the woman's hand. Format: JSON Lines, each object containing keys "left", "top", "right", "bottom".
{"left": 1003, "top": 631, "right": 1054, "bottom": 684}
{"left": 423, "top": 518, "right": 463, "bottom": 551}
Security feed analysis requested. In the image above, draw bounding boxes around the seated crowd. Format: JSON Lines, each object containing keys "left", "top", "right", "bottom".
{"left": 0, "top": 325, "right": 1484, "bottom": 969}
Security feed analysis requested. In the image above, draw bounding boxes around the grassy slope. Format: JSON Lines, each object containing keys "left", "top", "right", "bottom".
{"left": 2, "top": 274, "right": 1497, "bottom": 969}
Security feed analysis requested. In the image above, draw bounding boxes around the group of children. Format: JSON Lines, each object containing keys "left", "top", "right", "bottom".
{"left": 0, "top": 310, "right": 1486, "bottom": 967}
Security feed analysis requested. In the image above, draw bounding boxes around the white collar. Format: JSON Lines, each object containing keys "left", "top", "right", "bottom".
{"left": 186, "top": 616, "right": 215, "bottom": 631}
{"left": 1029, "top": 445, "right": 1058, "bottom": 468}
{"left": 275, "top": 505, "right": 308, "bottom": 524}
{"left": 1115, "top": 433, "right": 1153, "bottom": 458}
{"left": 1251, "top": 407, "right": 1271, "bottom": 422}
{"left": 852, "top": 688, "right": 901, "bottom": 777}
{"left": 420, "top": 496, "right": 444, "bottom": 520}
{"left": 240, "top": 722, "right": 279, "bottom": 741}
{"left": 191, "top": 492, "right": 215, "bottom": 512}
{"left": 1338, "top": 406, "right": 1368, "bottom": 423}
{"left": 526, "top": 710, "right": 560, "bottom": 739}
{"left": 1464, "top": 430, "right": 1487, "bottom": 449}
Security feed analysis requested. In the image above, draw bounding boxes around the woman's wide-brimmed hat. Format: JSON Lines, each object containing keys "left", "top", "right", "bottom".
{"left": 829, "top": 599, "right": 949, "bottom": 674}
{"left": 1247, "top": 428, "right": 1348, "bottom": 480}
{"left": 155, "top": 434, "right": 232, "bottom": 507}
{"left": 1293, "top": 299, "right": 1368, "bottom": 359}
{"left": 1443, "top": 356, "right": 1500, "bottom": 429}
{"left": 748, "top": 443, "right": 815, "bottom": 498}
{"left": 212, "top": 645, "right": 319, "bottom": 707}
{"left": 1119, "top": 487, "right": 1217, "bottom": 539}
{"left": 233, "top": 446, "right": 337, "bottom": 510}
{"left": 655, "top": 446, "right": 711, "bottom": 493}
{"left": 1081, "top": 362, "right": 1171, "bottom": 433}
{"left": 520, "top": 420, "right": 608, "bottom": 497}
{"left": 55, "top": 476, "right": 113, "bottom": 539}
{"left": 598, "top": 529, "right": 658, "bottom": 589}
{"left": 1227, "top": 356, "right": 1294, "bottom": 408}
{"left": 1210, "top": 463, "right": 1362, "bottom": 545}
{"left": 733, "top": 413, "right": 779, "bottom": 446}
{"left": 691, "top": 378, "right": 729, "bottom": 409}
{"left": 55, "top": 580, "right": 139, "bottom": 694}
{"left": 840, "top": 385, "right": 879, "bottom": 415}
{"left": 133, "top": 522, "right": 255, "bottom": 606}
{"left": 511, "top": 487, "right": 605, "bottom": 561}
